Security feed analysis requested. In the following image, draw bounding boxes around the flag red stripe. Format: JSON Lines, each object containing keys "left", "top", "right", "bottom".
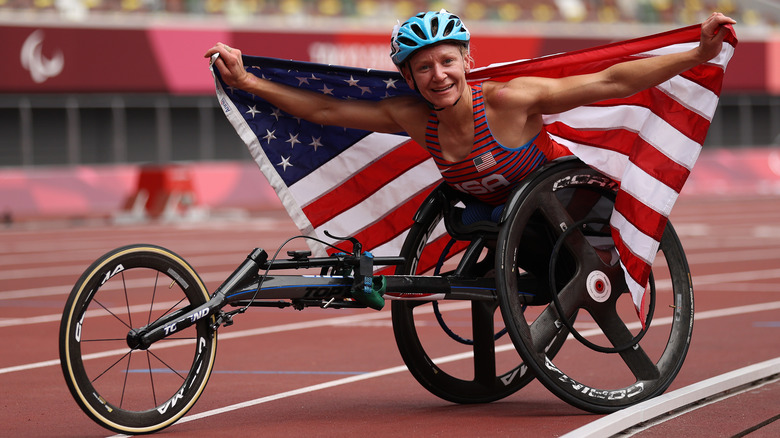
{"left": 470, "top": 24, "right": 703, "bottom": 82}
{"left": 546, "top": 122, "right": 692, "bottom": 192}
{"left": 681, "top": 63, "right": 726, "bottom": 96}
{"left": 593, "top": 87, "right": 712, "bottom": 144}
{"left": 628, "top": 141, "right": 691, "bottom": 193}
{"left": 327, "top": 185, "right": 438, "bottom": 253}
{"left": 304, "top": 140, "right": 430, "bottom": 228}
{"left": 612, "top": 230, "right": 653, "bottom": 286}
{"left": 416, "top": 237, "right": 470, "bottom": 275}
{"left": 613, "top": 194, "right": 669, "bottom": 241}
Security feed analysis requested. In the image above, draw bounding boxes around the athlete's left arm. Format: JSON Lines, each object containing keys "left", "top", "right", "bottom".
{"left": 509, "top": 12, "right": 735, "bottom": 116}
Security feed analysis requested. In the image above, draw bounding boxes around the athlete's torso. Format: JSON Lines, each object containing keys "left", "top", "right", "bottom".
{"left": 425, "top": 83, "right": 568, "bottom": 205}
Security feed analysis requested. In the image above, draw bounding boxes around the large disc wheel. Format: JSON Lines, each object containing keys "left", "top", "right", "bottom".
{"left": 59, "top": 244, "right": 217, "bottom": 434}
{"left": 391, "top": 190, "right": 568, "bottom": 404}
{"left": 495, "top": 161, "right": 694, "bottom": 413}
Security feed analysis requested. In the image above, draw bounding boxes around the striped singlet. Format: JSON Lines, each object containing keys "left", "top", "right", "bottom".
{"left": 425, "top": 83, "right": 569, "bottom": 207}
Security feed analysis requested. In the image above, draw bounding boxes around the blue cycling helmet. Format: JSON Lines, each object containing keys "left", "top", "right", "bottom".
{"left": 390, "top": 10, "right": 470, "bottom": 66}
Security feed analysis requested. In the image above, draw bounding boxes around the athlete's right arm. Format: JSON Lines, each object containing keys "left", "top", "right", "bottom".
{"left": 205, "top": 43, "right": 420, "bottom": 135}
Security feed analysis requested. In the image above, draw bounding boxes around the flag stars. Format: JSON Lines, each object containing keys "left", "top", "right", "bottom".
{"left": 319, "top": 84, "right": 334, "bottom": 95}
{"left": 277, "top": 156, "right": 293, "bottom": 171}
{"left": 344, "top": 76, "right": 371, "bottom": 95}
{"left": 286, "top": 133, "right": 301, "bottom": 148}
{"left": 309, "top": 136, "right": 323, "bottom": 151}
{"left": 271, "top": 108, "right": 283, "bottom": 121}
{"left": 263, "top": 129, "right": 277, "bottom": 144}
{"left": 246, "top": 105, "right": 261, "bottom": 118}
{"left": 297, "top": 74, "right": 321, "bottom": 86}
{"left": 345, "top": 76, "right": 360, "bottom": 87}
{"left": 383, "top": 77, "right": 398, "bottom": 89}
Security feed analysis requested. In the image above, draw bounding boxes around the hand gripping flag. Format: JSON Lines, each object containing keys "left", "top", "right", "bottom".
{"left": 211, "top": 23, "right": 737, "bottom": 323}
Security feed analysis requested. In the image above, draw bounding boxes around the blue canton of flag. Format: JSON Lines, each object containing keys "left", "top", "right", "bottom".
{"left": 216, "top": 57, "right": 417, "bottom": 187}
{"left": 211, "top": 55, "right": 442, "bottom": 259}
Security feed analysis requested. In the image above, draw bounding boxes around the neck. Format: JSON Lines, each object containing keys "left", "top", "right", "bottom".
{"left": 435, "top": 84, "right": 472, "bottom": 121}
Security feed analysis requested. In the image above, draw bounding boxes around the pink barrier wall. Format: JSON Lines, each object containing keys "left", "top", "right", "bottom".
{"left": 1, "top": 148, "right": 778, "bottom": 222}
{"left": 0, "top": 162, "right": 280, "bottom": 221}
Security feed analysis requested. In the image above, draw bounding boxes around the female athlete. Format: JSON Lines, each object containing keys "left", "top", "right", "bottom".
{"left": 206, "top": 10, "right": 735, "bottom": 223}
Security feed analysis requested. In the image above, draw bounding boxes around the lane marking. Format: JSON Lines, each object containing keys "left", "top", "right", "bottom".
{"left": 4, "top": 300, "right": 780, "bottom": 376}
{"left": 0, "top": 302, "right": 462, "bottom": 375}
{"left": 113, "top": 302, "right": 780, "bottom": 435}
{"left": 560, "top": 357, "right": 780, "bottom": 438}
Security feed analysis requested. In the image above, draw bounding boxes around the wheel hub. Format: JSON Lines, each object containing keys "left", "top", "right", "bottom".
{"left": 586, "top": 270, "right": 611, "bottom": 302}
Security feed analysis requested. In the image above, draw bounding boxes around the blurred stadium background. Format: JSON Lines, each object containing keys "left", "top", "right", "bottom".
{"left": 1, "top": 0, "right": 780, "bottom": 220}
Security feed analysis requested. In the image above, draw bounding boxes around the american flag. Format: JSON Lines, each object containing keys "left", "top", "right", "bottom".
{"left": 473, "top": 152, "right": 497, "bottom": 172}
{"left": 211, "top": 23, "right": 737, "bottom": 322}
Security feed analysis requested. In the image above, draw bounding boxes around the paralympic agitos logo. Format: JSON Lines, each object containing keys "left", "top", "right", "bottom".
{"left": 20, "top": 30, "right": 64, "bottom": 84}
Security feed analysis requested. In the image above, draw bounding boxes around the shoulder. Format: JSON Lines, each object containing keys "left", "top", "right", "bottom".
{"left": 382, "top": 95, "right": 429, "bottom": 122}
{"left": 377, "top": 94, "right": 430, "bottom": 137}
{"left": 481, "top": 78, "right": 546, "bottom": 109}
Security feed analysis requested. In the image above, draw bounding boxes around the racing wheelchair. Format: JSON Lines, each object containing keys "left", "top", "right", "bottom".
{"left": 59, "top": 157, "right": 694, "bottom": 434}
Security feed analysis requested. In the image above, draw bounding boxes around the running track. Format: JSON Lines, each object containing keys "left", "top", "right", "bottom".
{"left": 1, "top": 195, "right": 778, "bottom": 437}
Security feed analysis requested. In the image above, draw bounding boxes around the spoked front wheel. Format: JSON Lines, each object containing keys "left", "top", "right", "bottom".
{"left": 495, "top": 162, "right": 694, "bottom": 413}
{"left": 59, "top": 244, "right": 217, "bottom": 434}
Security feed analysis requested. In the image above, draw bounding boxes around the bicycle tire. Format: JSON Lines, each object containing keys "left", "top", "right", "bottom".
{"left": 59, "top": 244, "right": 217, "bottom": 434}
{"left": 495, "top": 161, "right": 694, "bottom": 413}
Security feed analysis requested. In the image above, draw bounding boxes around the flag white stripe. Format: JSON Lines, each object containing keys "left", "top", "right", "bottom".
{"left": 613, "top": 209, "right": 657, "bottom": 314}
{"left": 546, "top": 134, "right": 628, "bottom": 181}
{"left": 545, "top": 104, "right": 701, "bottom": 170}
{"left": 368, "top": 220, "right": 449, "bottom": 260}
{"left": 620, "top": 163, "right": 680, "bottom": 216}
{"left": 624, "top": 265, "right": 646, "bottom": 310}
{"left": 610, "top": 210, "right": 659, "bottom": 267}
{"left": 313, "top": 160, "right": 441, "bottom": 240}
{"left": 639, "top": 42, "right": 698, "bottom": 57}
{"left": 290, "top": 132, "right": 410, "bottom": 206}
{"left": 656, "top": 76, "right": 719, "bottom": 120}
{"left": 644, "top": 41, "right": 736, "bottom": 70}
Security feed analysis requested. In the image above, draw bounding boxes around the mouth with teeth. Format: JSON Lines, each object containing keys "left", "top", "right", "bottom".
{"left": 432, "top": 84, "right": 454, "bottom": 93}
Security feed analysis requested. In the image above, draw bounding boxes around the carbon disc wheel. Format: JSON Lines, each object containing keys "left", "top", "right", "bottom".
{"left": 495, "top": 161, "right": 694, "bottom": 413}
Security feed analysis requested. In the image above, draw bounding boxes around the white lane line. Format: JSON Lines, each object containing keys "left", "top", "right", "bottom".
{"left": 560, "top": 357, "right": 780, "bottom": 438}
{"left": 6, "top": 263, "right": 780, "bottom": 322}
{"left": 3, "top": 295, "right": 780, "bottom": 376}
{"left": 97, "top": 300, "right": 780, "bottom": 436}
{"left": 0, "top": 303, "right": 464, "bottom": 375}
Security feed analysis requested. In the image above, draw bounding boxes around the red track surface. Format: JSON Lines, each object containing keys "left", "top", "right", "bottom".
{"left": 2, "top": 196, "right": 779, "bottom": 437}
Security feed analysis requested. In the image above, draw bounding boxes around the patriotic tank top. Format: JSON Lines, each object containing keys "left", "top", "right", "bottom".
{"left": 425, "top": 83, "right": 569, "bottom": 206}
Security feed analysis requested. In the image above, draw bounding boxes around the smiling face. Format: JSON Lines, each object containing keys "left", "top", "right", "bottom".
{"left": 402, "top": 42, "right": 469, "bottom": 109}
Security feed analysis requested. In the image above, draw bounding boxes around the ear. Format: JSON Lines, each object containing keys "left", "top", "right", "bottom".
{"left": 462, "top": 48, "right": 474, "bottom": 74}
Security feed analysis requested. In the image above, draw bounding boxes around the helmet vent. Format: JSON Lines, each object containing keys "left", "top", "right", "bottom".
{"left": 429, "top": 16, "right": 439, "bottom": 36}
{"left": 397, "top": 36, "right": 417, "bottom": 47}
{"left": 443, "top": 21, "right": 454, "bottom": 37}
{"left": 411, "top": 23, "right": 426, "bottom": 40}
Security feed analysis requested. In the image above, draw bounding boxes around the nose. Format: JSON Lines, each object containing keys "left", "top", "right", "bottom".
{"left": 432, "top": 64, "right": 447, "bottom": 81}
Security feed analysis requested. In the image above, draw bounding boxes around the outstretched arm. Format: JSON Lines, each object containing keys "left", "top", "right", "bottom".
{"left": 204, "top": 43, "right": 418, "bottom": 134}
{"left": 504, "top": 12, "right": 736, "bottom": 116}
